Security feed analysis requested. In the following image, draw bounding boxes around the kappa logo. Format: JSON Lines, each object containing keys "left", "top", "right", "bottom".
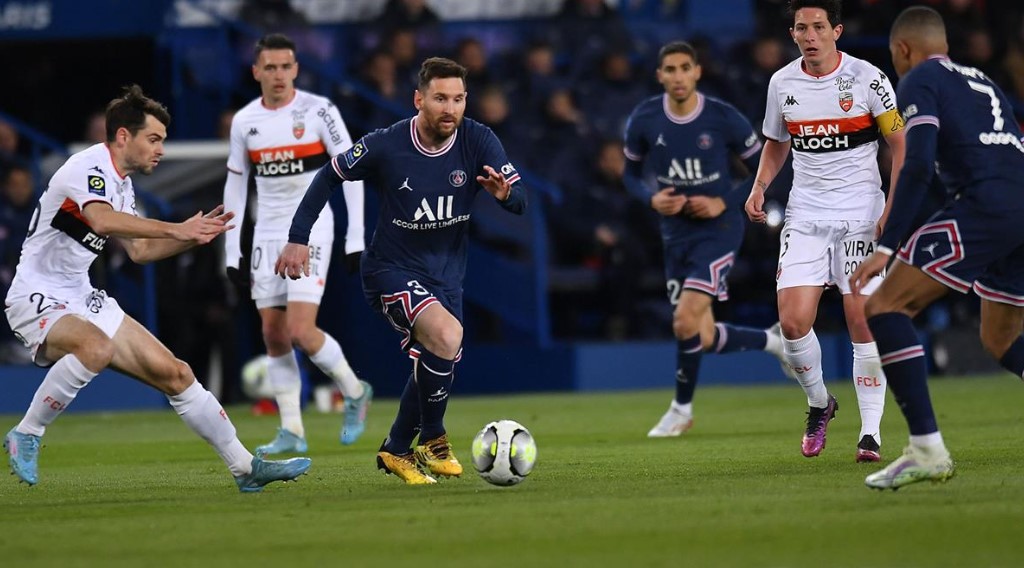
{"left": 87, "top": 175, "right": 106, "bottom": 196}
{"left": 247, "top": 127, "right": 259, "bottom": 137}
{"left": 656, "top": 134, "right": 667, "bottom": 146}
{"left": 839, "top": 91, "right": 854, "bottom": 112}
{"left": 784, "top": 95, "right": 799, "bottom": 106}
{"left": 398, "top": 177, "right": 413, "bottom": 191}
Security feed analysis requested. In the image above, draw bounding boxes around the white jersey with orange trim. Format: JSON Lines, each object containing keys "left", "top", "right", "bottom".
{"left": 8, "top": 143, "right": 136, "bottom": 295}
{"left": 224, "top": 89, "right": 364, "bottom": 269}
{"left": 763, "top": 52, "right": 904, "bottom": 222}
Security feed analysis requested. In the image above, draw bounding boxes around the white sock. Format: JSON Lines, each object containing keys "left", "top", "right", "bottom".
{"left": 267, "top": 352, "right": 304, "bottom": 437}
{"left": 166, "top": 381, "right": 253, "bottom": 477}
{"left": 670, "top": 400, "right": 692, "bottom": 417}
{"left": 309, "top": 334, "right": 364, "bottom": 399}
{"left": 852, "top": 342, "right": 886, "bottom": 445}
{"left": 783, "top": 328, "right": 829, "bottom": 407}
{"left": 909, "top": 431, "right": 947, "bottom": 455}
{"left": 17, "top": 354, "right": 97, "bottom": 437}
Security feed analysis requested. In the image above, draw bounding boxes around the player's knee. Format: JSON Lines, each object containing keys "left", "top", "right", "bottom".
{"left": 671, "top": 317, "right": 699, "bottom": 340}
{"left": 161, "top": 359, "right": 196, "bottom": 395}
{"left": 979, "top": 326, "right": 1015, "bottom": 360}
{"left": 779, "top": 320, "right": 811, "bottom": 340}
{"left": 76, "top": 336, "right": 115, "bottom": 371}
{"left": 261, "top": 322, "right": 290, "bottom": 352}
{"left": 433, "top": 324, "right": 463, "bottom": 359}
{"left": 286, "top": 322, "right": 318, "bottom": 352}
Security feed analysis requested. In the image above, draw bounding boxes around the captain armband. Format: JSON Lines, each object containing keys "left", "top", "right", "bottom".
{"left": 876, "top": 108, "right": 905, "bottom": 135}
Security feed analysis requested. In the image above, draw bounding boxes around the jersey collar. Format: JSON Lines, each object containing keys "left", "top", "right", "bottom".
{"left": 410, "top": 117, "right": 458, "bottom": 157}
{"left": 662, "top": 92, "right": 704, "bottom": 124}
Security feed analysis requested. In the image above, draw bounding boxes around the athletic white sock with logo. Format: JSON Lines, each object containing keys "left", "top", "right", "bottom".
{"left": 783, "top": 328, "right": 829, "bottom": 407}
{"left": 852, "top": 341, "right": 886, "bottom": 445}
{"left": 309, "top": 333, "right": 364, "bottom": 400}
{"left": 17, "top": 354, "right": 97, "bottom": 437}
{"left": 166, "top": 381, "right": 252, "bottom": 476}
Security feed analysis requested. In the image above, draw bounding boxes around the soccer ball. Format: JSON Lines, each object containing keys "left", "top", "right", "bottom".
{"left": 471, "top": 419, "right": 537, "bottom": 486}
{"left": 240, "top": 355, "right": 275, "bottom": 400}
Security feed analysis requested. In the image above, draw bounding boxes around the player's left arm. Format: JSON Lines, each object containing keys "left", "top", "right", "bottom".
{"left": 868, "top": 68, "right": 907, "bottom": 236}
{"left": 478, "top": 129, "right": 526, "bottom": 214}
{"left": 114, "top": 206, "right": 236, "bottom": 264}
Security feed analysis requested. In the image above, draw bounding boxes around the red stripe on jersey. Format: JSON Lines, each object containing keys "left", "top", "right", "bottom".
{"left": 247, "top": 141, "right": 327, "bottom": 164}
{"left": 61, "top": 197, "right": 90, "bottom": 223}
{"left": 786, "top": 114, "right": 875, "bottom": 136}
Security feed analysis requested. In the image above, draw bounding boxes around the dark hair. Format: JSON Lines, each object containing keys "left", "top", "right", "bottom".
{"left": 787, "top": 0, "right": 841, "bottom": 27}
{"left": 254, "top": 33, "right": 296, "bottom": 60}
{"left": 891, "top": 6, "right": 945, "bottom": 39}
{"left": 658, "top": 41, "right": 699, "bottom": 67}
{"left": 417, "top": 57, "right": 467, "bottom": 91}
{"left": 105, "top": 85, "right": 170, "bottom": 142}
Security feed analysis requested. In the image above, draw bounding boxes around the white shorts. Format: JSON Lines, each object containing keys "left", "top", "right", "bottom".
{"left": 5, "top": 287, "right": 125, "bottom": 366}
{"left": 250, "top": 238, "right": 333, "bottom": 309}
{"left": 776, "top": 219, "right": 883, "bottom": 295}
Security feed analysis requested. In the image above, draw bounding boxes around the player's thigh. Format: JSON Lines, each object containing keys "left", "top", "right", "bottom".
{"left": 979, "top": 299, "right": 1024, "bottom": 357}
{"left": 776, "top": 220, "right": 833, "bottom": 291}
{"left": 664, "top": 237, "right": 739, "bottom": 304}
{"left": 834, "top": 220, "right": 883, "bottom": 295}
{"left": 364, "top": 267, "right": 460, "bottom": 353}
{"left": 38, "top": 315, "right": 113, "bottom": 369}
{"left": 863, "top": 260, "right": 948, "bottom": 318}
{"left": 108, "top": 315, "right": 191, "bottom": 394}
{"left": 6, "top": 287, "right": 124, "bottom": 367}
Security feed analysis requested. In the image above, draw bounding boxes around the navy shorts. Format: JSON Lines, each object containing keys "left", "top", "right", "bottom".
{"left": 663, "top": 229, "right": 743, "bottom": 305}
{"left": 362, "top": 265, "right": 463, "bottom": 351}
{"left": 897, "top": 195, "right": 1024, "bottom": 306}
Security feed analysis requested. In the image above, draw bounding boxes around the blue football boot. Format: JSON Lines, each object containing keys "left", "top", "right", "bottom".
{"left": 340, "top": 381, "right": 373, "bottom": 445}
{"left": 256, "top": 427, "right": 308, "bottom": 455}
{"left": 234, "top": 450, "right": 312, "bottom": 493}
{"left": 4, "top": 428, "right": 41, "bottom": 486}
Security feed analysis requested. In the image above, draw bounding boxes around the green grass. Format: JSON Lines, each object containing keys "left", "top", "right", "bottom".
{"left": 2, "top": 375, "right": 1023, "bottom": 567}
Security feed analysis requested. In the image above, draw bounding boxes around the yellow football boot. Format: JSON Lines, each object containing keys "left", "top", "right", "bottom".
{"left": 414, "top": 434, "right": 463, "bottom": 477}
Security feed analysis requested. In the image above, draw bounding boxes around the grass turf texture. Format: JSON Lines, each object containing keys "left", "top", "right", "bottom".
{"left": 2, "top": 374, "right": 1022, "bottom": 567}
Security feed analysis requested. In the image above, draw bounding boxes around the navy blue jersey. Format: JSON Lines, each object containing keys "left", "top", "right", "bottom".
{"left": 319, "top": 117, "right": 525, "bottom": 286}
{"left": 878, "top": 56, "right": 1024, "bottom": 250}
{"left": 623, "top": 93, "right": 762, "bottom": 244}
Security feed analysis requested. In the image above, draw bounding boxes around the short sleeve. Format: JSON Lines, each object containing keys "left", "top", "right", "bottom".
{"left": 762, "top": 74, "right": 789, "bottom": 142}
{"left": 226, "top": 115, "right": 249, "bottom": 175}
{"left": 318, "top": 100, "right": 355, "bottom": 156}
{"left": 867, "top": 67, "right": 905, "bottom": 135}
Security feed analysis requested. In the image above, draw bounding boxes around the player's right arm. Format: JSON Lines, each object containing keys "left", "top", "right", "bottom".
{"left": 622, "top": 107, "right": 686, "bottom": 216}
{"left": 745, "top": 76, "right": 791, "bottom": 223}
{"left": 223, "top": 113, "right": 251, "bottom": 271}
{"left": 744, "top": 137, "right": 790, "bottom": 223}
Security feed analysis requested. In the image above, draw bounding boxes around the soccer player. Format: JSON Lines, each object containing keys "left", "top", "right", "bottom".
{"left": 744, "top": 0, "right": 905, "bottom": 461}
{"left": 622, "top": 41, "right": 789, "bottom": 438}
{"left": 275, "top": 57, "right": 526, "bottom": 484}
{"left": 850, "top": 6, "right": 1024, "bottom": 489}
{"left": 223, "top": 33, "right": 372, "bottom": 454}
{"left": 2, "top": 85, "right": 310, "bottom": 492}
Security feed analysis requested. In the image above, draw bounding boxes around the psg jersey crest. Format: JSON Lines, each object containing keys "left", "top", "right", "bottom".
{"left": 449, "top": 169, "right": 467, "bottom": 187}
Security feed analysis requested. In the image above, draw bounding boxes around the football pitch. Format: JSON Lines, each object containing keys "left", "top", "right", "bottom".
{"left": 2, "top": 374, "right": 1022, "bottom": 567}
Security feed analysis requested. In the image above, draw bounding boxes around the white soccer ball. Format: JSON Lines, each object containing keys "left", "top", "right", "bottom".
{"left": 240, "top": 355, "right": 275, "bottom": 400}
{"left": 471, "top": 419, "right": 537, "bottom": 486}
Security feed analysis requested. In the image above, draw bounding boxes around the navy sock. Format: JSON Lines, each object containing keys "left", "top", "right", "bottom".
{"left": 414, "top": 345, "right": 455, "bottom": 442}
{"left": 868, "top": 312, "right": 938, "bottom": 435}
{"left": 383, "top": 374, "right": 420, "bottom": 455}
{"left": 674, "top": 334, "right": 703, "bottom": 405}
{"left": 711, "top": 323, "right": 768, "bottom": 353}
{"left": 998, "top": 335, "right": 1024, "bottom": 380}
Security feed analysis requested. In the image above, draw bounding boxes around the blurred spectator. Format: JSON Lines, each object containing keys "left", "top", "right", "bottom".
{"left": 347, "top": 49, "right": 408, "bottom": 132}
{"left": 546, "top": 139, "right": 659, "bottom": 338}
{"left": 454, "top": 38, "right": 494, "bottom": 106}
{"left": 82, "top": 110, "right": 107, "bottom": 144}
{"left": 535, "top": 87, "right": 590, "bottom": 178}
{"left": 373, "top": 0, "right": 440, "bottom": 33}
{"left": 575, "top": 50, "right": 646, "bottom": 140}
{"left": 728, "top": 36, "right": 788, "bottom": 128}
{"left": 471, "top": 85, "right": 531, "bottom": 166}
{"left": 383, "top": 28, "right": 422, "bottom": 98}
{"left": 216, "top": 108, "right": 236, "bottom": 140}
{"left": 0, "top": 120, "right": 22, "bottom": 175}
{"left": 0, "top": 164, "right": 36, "bottom": 363}
{"left": 551, "top": 0, "right": 633, "bottom": 75}
{"left": 508, "top": 40, "right": 565, "bottom": 126}
{"left": 239, "top": 0, "right": 308, "bottom": 30}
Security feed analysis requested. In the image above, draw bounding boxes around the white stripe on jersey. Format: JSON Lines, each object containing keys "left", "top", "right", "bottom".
{"left": 764, "top": 53, "right": 896, "bottom": 222}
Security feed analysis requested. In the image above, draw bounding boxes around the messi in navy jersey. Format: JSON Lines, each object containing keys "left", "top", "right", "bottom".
{"left": 278, "top": 57, "right": 526, "bottom": 484}
{"left": 851, "top": 6, "right": 1024, "bottom": 490}
{"left": 623, "top": 41, "right": 789, "bottom": 439}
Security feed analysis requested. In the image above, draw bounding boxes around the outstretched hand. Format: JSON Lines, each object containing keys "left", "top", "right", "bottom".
{"left": 477, "top": 165, "right": 511, "bottom": 201}
{"left": 176, "top": 205, "right": 236, "bottom": 244}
